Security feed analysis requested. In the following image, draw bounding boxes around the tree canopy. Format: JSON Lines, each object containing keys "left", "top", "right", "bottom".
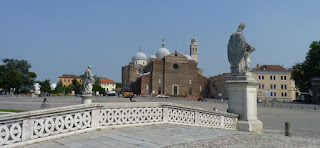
{"left": 0, "top": 59, "right": 36, "bottom": 93}
{"left": 292, "top": 41, "right": 320, "bottom": 92}
{"left": 39, "top": 79, "right": 52, "bottom": 93}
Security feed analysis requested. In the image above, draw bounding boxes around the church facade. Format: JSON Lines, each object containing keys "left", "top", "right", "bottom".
{"left": 122, "top": 37, "right": 207, "bottom": 96}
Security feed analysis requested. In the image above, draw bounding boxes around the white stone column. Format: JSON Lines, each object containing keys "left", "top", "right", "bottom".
{"left": 91, "top": 109, "right": 100, "bottom": 127}
{"left": 22, "top": 119, "right": 34, "bottom": 141}
{"left": 194, "top": 111, "right": 199, "bottom": 125}
{"left": 226, "top": 72, "right": 263, "bottom": 133}
{"left": 163, "top": 107, "right": 169, "bottom": 123}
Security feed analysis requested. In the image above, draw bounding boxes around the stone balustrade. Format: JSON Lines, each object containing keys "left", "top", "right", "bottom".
{"left": 0, "top": 102, "right": 238, "bottom": 147}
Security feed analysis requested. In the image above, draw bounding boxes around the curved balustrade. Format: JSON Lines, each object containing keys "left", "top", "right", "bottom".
{"left": 0, "top": 102, "right": 238, "bottom": 147}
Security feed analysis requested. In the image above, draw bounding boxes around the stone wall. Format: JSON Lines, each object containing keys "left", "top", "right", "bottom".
{"left": 0, "top": 102, "right": 238, "bottom": 147}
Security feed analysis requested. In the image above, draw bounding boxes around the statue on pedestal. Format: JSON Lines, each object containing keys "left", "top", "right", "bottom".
{"left": 227, "top": 23, "right": 255, "bottom": 75}
{"left": 83, "top": 65, "right": 95, "bottom": 95}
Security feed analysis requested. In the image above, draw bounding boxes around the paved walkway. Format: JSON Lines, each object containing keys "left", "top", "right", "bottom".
{"left": 25, "top": 124, "right": 246, "bottom": 148}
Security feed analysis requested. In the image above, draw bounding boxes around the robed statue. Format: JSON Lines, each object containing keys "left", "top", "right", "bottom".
{"left": 228, "top": 23, "right": 255, "bottom": 75}
{"left": 83, "top": 65, "right": 95, "bottom": 94}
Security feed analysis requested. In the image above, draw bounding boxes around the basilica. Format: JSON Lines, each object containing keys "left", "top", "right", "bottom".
{"left": 122, "top": 37, "right": 207, "bottom": 96}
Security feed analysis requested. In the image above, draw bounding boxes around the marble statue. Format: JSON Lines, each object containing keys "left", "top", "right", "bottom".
{"left": 83, "top": 65, "right": 95, "bottom": 94}
{"left": 227, "top": 23, "right": 255, "bottom": 75}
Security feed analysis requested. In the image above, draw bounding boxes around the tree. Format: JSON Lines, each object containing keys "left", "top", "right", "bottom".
{"left": 116, "top": 83, "right": 122, "bottom": 89}
{"left": 0, "top": 70, "right": 23, "bottom": 91}
{"left": 0, "top": 59, "right": 36, "bottom": 93}
{"left": 93, "top": 83, "right": 105, "bottom": 95}
{"left": 53, "top": 80, "right": 65, "bottom": 94}
{"left": 292, "top": 41, "right": 320, "bottom": 92}
{"left": 72, "top": 79, "right": 82, "bottom": 94}
{"left": 39, "top": 79, "right": 52, "bottom": 93}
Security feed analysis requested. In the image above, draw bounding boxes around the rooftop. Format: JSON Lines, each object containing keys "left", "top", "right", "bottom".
{"left": 252, "top": 65, "right": 290, "bottom": 72}
{"left": 58, "top": 74, "right": 80, "bottom": 78}
{"left": 100, "top": 78, "right": 116, "bottom": 84}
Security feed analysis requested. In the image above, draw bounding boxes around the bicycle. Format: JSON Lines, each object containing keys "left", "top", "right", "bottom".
{"left": 41, "top": 102, "right": 50, "bottom": 109}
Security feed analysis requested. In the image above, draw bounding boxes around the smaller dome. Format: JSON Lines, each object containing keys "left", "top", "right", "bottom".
{"left": 150, "top": 54, "right": 156, "bottom": 59}
{"left": 184, "top": 52, "right": 193, "bottom": 60}
{"left": 191, "top": 37, "right": 197, "bottom": 44}
{"left": 132, "top": 50, "right": 148, "bottom": 61}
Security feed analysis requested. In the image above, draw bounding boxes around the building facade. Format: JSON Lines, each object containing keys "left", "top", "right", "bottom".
{"left": 252, "top": 65, "right": 298, "bottom": 101}
{"left": 122, "top": 38, "right": 207, "bottom": 96}
{"left": 58, "top": 74, "right": 82, "bottom": 87}
{"left": 208, "top": 73, "right": 231, "bottom": 99}
{"left": 100, "top": 78, "right": 116, "bottom": 92}
{"left": 208, "top": 65, "right": 299, "bottom": 101}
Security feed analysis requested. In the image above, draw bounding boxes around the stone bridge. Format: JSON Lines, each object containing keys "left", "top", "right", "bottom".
{"left": 0, "top": 102, "right": 238, "bottom": 147}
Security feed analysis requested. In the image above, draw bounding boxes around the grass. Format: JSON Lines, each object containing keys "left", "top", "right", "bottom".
{"left": 0, "top": 109, "right": 25, "bottom": 113}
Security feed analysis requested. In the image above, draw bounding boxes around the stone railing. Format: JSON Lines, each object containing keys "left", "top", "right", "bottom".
{"left": 0, "top": 102, "right": 238, "bottom": 147}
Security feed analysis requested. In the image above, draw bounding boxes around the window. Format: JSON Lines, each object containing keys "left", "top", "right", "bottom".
{"left": 281, "top": 76, "right": 287, "bottom": 80}
{"left": 200, "top": 86, "right": 202, "bottom": 91}
{"left": 189, "top": 80, "right": 192, "bottom": 84}
{"left": 270, "top": 92, "right": 273, "bottom": 96}
{"left": 271, "top": 92, "right": 277, "bottom": 96}
{"left": 317, "top": 87, "right": 320, "bottom": 93}
{"left": 173, "top": 64, "right": 179, "bottom": 69}
{"left": 281, "top": 92, "right": 287, "bottom": 97}
{"left": 189, "top": 88, "right": 192, "bottom": 95}
{"left": 281, "top": 84, "right": 287, "bottom": 89}
{"left": 259, "top": 84, "right": 264, "bottom": 89}
{"left": 270, "top": 75, "right": 276, "bottom": 80}
{"left": 270, "top": 84, "right": 276, "bottom": 89}
{"left": 258, "top": 75, "right": 265, "bottom": 80}
{"left": 159, "top": 79, "right": 161, "bottom": 83}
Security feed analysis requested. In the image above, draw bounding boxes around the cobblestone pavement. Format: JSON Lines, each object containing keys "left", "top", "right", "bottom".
{"left": 25, "top": 124, "right": 247, "bottom": 148}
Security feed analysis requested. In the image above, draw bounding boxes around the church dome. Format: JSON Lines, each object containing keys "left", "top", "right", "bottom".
{"left": 191, "top": 37, "right": 197, "bottom": 44}
{"left": 132, "top": 50, "right": 148, "bottom": 61}
{"left": 156, "top": 39, "right": 170, "bottom": 58}
{"left": 156, "top": 48, "right": 170, "bottom": 58}
{"left": 150, "top": 54, "right": 156, "bottom": 59}
{"left": 184, "top": 52, "right": 194, "bottom": 60}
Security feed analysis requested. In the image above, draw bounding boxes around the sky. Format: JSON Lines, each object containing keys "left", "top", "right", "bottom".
{"left": 0, "top": 0, "right": 319, "bottom": 83}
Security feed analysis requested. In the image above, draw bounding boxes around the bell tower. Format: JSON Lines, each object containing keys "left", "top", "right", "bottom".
{"left": 190, "top": 36, "right": 198, "bottom": 64}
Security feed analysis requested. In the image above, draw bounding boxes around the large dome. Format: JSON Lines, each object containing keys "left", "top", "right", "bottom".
{"left": 132, "top": 50, "right": 148, "bottom": 61}
{"left": 156, "top": 39, "right": 170, "bottom": 58}
{"left": 156, "top": 48, "right": 170, "bottom": 58}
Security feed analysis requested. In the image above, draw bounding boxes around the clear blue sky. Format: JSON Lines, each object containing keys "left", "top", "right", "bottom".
{"left": 0, "top": 0, "right": 319, "bottom": 83}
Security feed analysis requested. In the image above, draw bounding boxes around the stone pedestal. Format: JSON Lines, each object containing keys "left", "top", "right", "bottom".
{"left": 226, "top": 72, "right": 263, "bottom": 133}
{"left": 81, "top": 94, "right": 93, "bottom": 104}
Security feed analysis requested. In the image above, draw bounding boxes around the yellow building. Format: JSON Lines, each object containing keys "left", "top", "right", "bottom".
{"left": 252, "top": 65, "right": 298, "bottom": 101}
{"left": 58, "top": 74, "right": 82, "bottom": 87}
{"left": 100, "top": 78, "right": 116, "bottom": 92}
{"left": 208, "top": 65, "right": 299, "bottom": 101}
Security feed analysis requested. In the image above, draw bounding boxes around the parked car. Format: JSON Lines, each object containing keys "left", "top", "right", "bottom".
{"left": 156, "top": 94, "right": 169, "bottom": 98}
{"left": 197, "top": 97, "right": 206, "bottom": 101}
